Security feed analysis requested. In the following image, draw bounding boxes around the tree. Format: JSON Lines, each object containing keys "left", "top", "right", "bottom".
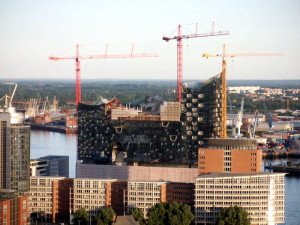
{"left": 95, "top": 207, "right": 116, "bottom": 225}
{"left": 148, "top": 202, "right": 194, "bottom": 225}
{"left": 148, "top": 203, "right": 166, "bottom": 225}
{"left": 72, "top": 208, "right": 89, "bottom": 225}
{"left": 129, "top": 208, "right": 145, "bottom": 225}
{"left": 215, "top": 206, "right": 251, "bottom": 225}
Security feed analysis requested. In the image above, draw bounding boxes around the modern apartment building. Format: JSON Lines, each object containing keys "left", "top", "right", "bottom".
{"left": 30, "top": 159, "right": 48, "bottom": 176}
{"left": 30, "top": 155, "right": 69, "bottom": 177}
{"left": 126, "top": 181, "right": 167, "bottom": 218}
{"left": 194, "top": 173, "right": 285, "bottom": 225}
{"left": 0, "top": 108, "right": 30, "bottom": 194}
{"left": 70, "top": 178, "right": 117, "bottom": 216}
{"left": 198, "top": 138, "right": 262, "bottom": 174}
{"left": 29, "top": 176, "right": 65, "bottom": 222}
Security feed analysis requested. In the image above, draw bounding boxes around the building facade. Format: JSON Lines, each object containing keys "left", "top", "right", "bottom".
{"left": 111, "top": 181, "right": 127, "bottom": 216}
{"left": 29, "top": 176, "right": 65, "bottom": 222}
{"left": 181, "top": 75, "right": 224, "bottom": 157}
{"left": 166, "top": 182, "right": 195, "bottom": 207}
{"left": 52, "top": 178, "right": 73, "bottom": 223}
{"left": 76, "top": 162, "right": 199, "bottom": 183}
{"left": 70, "top": 178, "right": 117, "bottom": 216}
{"left": 77, "top": 75, "right": 224, "bottom": 166}
{"left": 195, "top": 173, "right": 285, "bottom": 225}
{"left": 198, "top": 139, "right": 262, "bottom": 174}
{"left": 30, "top": 155, "right": 69, "bottom": 177}
{"left": 126, "top": 181, "right": 167, "bottom": 218}
{"left": 0, "top": 108, "right": 30, "bottom": 194}
{"left": 0, "top": 189, "right": 29, "bottom": 225}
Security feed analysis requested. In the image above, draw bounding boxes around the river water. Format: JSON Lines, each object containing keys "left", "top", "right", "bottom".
{"left": 30, "top": 130, "right": 300, "bottom": 225}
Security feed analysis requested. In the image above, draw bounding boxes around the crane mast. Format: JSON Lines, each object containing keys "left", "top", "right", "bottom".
{"left": 203, "top": 44, "right": 282, "bottom": 139}
{"left": 177, "top": 25, "right": 183, "bottom": 102}
{"left": 75, "top": 44, "right": 81, "bottom": 107}
{"left": 221, "top": 44, "right": 227, "bottom": 138}
{"left": 163, "top": 23, "right": 229, "bottom": 102}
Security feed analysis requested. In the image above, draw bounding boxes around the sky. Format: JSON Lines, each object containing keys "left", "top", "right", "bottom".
{"left": 0, "top": 0, "right": 299, "bottom": 80}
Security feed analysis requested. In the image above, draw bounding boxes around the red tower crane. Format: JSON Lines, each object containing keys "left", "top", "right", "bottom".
{"left": 49, "top": 44, "right": 158, "bottom": 106}
{"left": 163, "top": 23, "right": 229, "bottom": 102}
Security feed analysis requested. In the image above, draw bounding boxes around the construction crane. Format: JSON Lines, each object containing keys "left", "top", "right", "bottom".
{"left": 235, "top": 97, "right": 244, "bottom": 138}
{"left": 248, "top": 111, "right": 259, "bottom": 138}
{"left": 0, "top": 83, "right": 17, "bottom": 110}
{"left": 203, "top": 44, "right": 282, "bottom": 139}
{"left": 50, "top": 44, "right": 158, "bottom": 106}
{"left": 163, "top": 23, "right": 229, "bottom": 102}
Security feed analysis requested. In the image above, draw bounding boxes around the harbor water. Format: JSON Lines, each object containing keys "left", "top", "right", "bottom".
{"left": 30, "top": 130, "right": 300, "bottom": 225}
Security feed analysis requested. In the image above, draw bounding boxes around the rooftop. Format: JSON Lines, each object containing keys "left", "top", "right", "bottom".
{"left": 112, "top": 215, "right": 139, "bottom": 225}
{"left": 197, "top": 172, "right": 286, "bottom": 179}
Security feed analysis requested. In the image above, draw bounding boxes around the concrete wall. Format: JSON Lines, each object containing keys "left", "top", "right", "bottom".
{"left": 76, "top": 163, "right": 199, "bottom": 183}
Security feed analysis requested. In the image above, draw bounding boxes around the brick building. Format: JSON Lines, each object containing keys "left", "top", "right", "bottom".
{"left": 166, "top": 182, "right": 195, "bottom": 206}
{"left": 111, "top": 181, "right": 127, "bottom": 216}
{"left": 52, "top": 179, "right": 73, "bottom": 223}
{"left": 198, "top": 138, "right": 262, "bottom": 174}
{"left": 0, "top": 190, "right": 29, "bottom": 225}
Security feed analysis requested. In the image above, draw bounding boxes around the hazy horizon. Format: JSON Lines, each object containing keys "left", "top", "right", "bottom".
{"left": 1, "top": 0, "right": 299, "bottom": 80}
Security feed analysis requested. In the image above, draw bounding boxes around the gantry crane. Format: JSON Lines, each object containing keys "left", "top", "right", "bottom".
{"left": 163, "top": 23, "right": 229, "bottom": 102}
{"left": 50, "top": 44, "right": 158, "bottom": 106}
{"left": 203, "top": 44, "right": 283, "bottom": 138}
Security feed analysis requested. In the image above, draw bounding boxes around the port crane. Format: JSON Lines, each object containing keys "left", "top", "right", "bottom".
{"left": 0, "top": 83, "right": 17, "bottom": 110}
{"left": 232, "top": 97, "right": 244, "bottom": 138}
{"left": 163, "top": 23, "right": 229, "bottom": 102}
{"left": 203, "top": 44, "right": 283, "bottom": 138}
{"left": 50, "top": 44, "right": 158, "bottom": 106}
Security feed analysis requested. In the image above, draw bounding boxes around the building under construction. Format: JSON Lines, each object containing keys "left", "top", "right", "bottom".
{"left": 78, "top": 74, "right": 225, "bottom": 166}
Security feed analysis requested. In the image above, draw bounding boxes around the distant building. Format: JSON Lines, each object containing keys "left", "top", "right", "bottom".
{"left": 256, "top": 121, "right": 293, "bottom": 132}
{"left": 30, "top": 159, "right": 49, "bottom": 176}
{"left": 0, "top": 107, "right": 30, "bottom": 194}
{"left": 198, "top": 138, "right": 262, "bottom": 174}
{"left": 0, "top": 189, "right": 29, "bottom": 225}
{"left": 30, "top": 155, "right": 69, "bottom": 178}
{"left": 228, "top": 86, "right": 260, "bottom": 94}
{"left": 194, "top": 173, "right": 285, "bottom": 225}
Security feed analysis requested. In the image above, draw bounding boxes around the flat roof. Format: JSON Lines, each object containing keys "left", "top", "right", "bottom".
{"left": 197, "top": 172, "right": 286, "bottom": 178}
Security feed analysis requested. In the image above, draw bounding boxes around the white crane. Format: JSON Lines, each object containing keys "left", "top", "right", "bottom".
{"left": 232, "top": 97, "right": 244, "bottom": 138}
{"left": 0, "top": 83, "right": 17, "bottom": 110}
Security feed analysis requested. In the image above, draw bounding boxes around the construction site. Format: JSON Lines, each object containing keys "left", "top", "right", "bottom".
{"left": 77, "top": 73, "right": 224, "bottom": 166}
